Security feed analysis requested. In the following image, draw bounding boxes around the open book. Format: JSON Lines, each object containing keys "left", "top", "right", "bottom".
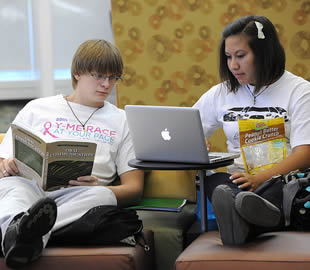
{"left": 11, "top": 122, "right": 97, "bottom": 191}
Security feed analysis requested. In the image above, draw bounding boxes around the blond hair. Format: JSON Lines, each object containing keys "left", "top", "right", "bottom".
{"left": 71, "top": 40, "right": 123, "bottom": 89}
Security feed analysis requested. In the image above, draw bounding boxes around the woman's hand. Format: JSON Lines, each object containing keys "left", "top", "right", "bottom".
{"left": 230, "top": 172, "right": 264, "bottom": 192}
{"left": 0, "top": 158, "right": 19, "bottom": 178}
{"left": 68, "top": 175, "right": 101, "bottom": 186}
{"left": 205, "top": 138, "right": 211, "bottom": 151}
{"left": 231, "top": 145, "right": 310, "bottom": 192}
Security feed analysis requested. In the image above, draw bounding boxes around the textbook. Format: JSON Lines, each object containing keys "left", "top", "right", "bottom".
{"left": 130, "top": 198, "right": 187, "bottom": 212}
{"left": 11, "top": 123, "right": 97, "bottom": 191}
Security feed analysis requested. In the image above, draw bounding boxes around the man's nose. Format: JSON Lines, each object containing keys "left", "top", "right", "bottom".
{"left": 100, "top": 78, "right": 111, "bottom": 87}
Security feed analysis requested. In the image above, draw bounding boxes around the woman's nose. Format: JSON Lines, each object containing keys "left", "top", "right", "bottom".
{"left": 230, "top": 57, "right": 239, "bottom": 70}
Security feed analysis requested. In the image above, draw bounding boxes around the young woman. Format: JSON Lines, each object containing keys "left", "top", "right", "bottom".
{"left": 194, "top": 15, "right": 310, "bottom": 245}
{"left": 0, "top": 40, "right": 144, "bottom": 267}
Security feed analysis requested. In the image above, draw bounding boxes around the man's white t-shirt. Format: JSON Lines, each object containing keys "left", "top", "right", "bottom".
{"left": 194, "top": 71, "right": 310, "bottom": 173}
{"left": 0, "top": 95, "right": 136, "bottom": 184}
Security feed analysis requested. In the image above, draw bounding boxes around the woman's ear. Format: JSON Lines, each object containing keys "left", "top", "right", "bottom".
{"left": 74, "top": 74, "right": 80, "bottom": 81}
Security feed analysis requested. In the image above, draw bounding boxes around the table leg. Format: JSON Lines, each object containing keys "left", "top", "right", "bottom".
{"left": 198, "top": 170, "right": 208, "bottom": 232}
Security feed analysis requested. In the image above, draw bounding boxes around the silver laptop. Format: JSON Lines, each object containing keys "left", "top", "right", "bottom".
{"left": 125, "top": 105, "right": 239, "bottom": 164}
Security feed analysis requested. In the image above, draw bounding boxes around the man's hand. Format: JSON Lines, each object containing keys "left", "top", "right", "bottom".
{"left": 68, "top": 175, "right": 100, "bottom": 186}
{"left": 0, "top": 158, "right": 19, "bottom": 178}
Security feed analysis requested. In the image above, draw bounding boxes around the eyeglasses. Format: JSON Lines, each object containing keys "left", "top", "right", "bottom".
{"left": 90, "top": 73, "right": 122, "bottom": 83}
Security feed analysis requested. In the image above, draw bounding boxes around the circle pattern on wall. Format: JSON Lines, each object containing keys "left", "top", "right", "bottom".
{"left": 112, "top": 0, "right": 310, "bottom": 107}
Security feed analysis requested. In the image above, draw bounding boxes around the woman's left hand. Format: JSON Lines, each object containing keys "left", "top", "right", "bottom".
{"left": 230, "top": 172, "right": 263, "bottom": 192}
{"left": 68, "top": 175, "right": 101, "bottom": 186}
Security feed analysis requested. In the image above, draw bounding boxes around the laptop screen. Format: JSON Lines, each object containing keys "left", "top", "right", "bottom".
{"left": 125, "top": 105, "right": 239, "bottom": 164}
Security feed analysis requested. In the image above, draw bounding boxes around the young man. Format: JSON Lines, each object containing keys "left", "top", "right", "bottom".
{"left": 0, "top": 40, "right": 144, "bottom": 268}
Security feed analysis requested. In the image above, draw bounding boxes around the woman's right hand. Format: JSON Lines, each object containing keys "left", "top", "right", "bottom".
{"left": 205, "top": 138, "right": 211, "bottom": 151}
{"left": 230, "top": 171, "right": 265, "bottom": 192}
{"left": 0, "top": 158, "right": 19, "bottom": 178}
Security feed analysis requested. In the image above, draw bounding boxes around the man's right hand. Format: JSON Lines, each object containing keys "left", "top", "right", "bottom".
{"left": 0, "top": 158, "right": 19, "bottom": 178}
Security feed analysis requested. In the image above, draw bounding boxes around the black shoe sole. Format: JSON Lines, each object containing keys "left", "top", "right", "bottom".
{"left": 235, "top": 192, "right": 281, "bottom": 227}
{"left": 18, "top": 197, "right": 57, "bottom": 240}
{"left": 5, "top": 197, "right": 57, "bottom": 269}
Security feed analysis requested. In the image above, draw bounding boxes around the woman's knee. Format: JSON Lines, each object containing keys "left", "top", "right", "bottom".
{"left": 205, "top": 172, "right": 231, "bottom": 189}
{"left": 204, "top": 172, "right": 232, "bottom": 199}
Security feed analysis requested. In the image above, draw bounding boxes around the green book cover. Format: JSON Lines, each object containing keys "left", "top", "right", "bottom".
{"left": 130, "top": 198, "right": 187, "bottom": 212}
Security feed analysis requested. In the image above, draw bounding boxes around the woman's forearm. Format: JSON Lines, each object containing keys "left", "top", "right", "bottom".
{"left": 254, "top": 144, "right": 310, "bottom": 184}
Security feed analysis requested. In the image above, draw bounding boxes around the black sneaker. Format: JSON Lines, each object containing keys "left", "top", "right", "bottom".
{"left": 235, "top": 192, "right": 280, "bottom": 227}
{"left": 4, "top": 197, "right": 57, "bottom": 269}
{"left": 212, "top": 185, "right": 249, "bottom": 245}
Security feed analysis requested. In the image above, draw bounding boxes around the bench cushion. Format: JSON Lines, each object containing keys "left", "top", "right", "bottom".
{"left": 175, "top": 230, "right": 310, "bottom": 270}
{"left": 0, "top": 230, "right": 154, "bottom": 270}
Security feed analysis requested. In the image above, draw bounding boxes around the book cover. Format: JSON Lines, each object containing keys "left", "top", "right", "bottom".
{"left": 130, "top": 198, "right": 187, "bottom": 212}
{"left": 11, "top": 123, "right": 97, "bottom": 191}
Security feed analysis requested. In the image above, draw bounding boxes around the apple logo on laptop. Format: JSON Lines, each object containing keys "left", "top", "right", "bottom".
{"left": 161, "top": 128, "right": 171, "bottom": 141}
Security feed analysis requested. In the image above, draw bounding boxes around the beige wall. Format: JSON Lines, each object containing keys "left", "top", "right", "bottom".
{"left": 112, "top": 0, "right": 310, "bottom": 152}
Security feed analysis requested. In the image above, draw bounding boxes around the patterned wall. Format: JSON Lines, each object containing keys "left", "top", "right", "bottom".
{"left": 111, "top": 0, "right": 310, "bottom": 152}
{"left": 111, "top": 0, "right": 310, "bottom": 108}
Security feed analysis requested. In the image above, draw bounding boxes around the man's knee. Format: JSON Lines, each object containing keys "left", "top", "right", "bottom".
{"left": 84, "top": 186, "right": 117, "bottom": 206}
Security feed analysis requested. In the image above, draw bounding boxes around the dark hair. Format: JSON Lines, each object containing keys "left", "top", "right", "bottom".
{"left": 219, "top": 15, "right": 285, "bottom": 93}
{"left": 71, "top": 40, "right": 123, "bottom": 89}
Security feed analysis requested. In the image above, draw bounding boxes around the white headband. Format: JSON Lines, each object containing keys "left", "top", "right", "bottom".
{"left": 255, "top": 21, "right": 265, "bottom": 39}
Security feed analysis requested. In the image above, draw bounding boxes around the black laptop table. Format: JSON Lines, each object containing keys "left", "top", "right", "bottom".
{"left": 128, "top": 158, "right": 234, "bottom": 233}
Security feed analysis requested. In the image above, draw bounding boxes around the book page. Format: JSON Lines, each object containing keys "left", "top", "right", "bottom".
{"left": 11, "top": 122, "right": 97, "bottom": 191}
{"left": 11, "top": 124, "right": 46, "bottom": 188}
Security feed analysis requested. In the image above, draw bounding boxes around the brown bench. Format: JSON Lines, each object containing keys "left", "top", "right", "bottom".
{"left": 175, "top": 230, "right": 310, "bottom": 270}
{"left": 0, "top": 230, "right": 154, "bottom": 270}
